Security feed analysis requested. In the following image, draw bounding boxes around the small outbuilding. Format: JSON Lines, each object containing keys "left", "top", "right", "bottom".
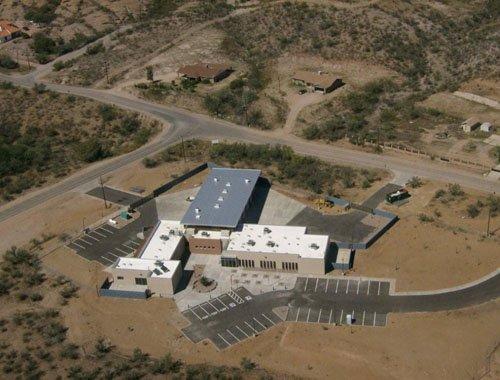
{"left": 461, "top": 117, "right": 481, "bottom": 133}
{"left": 480, "top": 122, "right": 492, "bottom": 133}
{"left": 292, "top": 70, "right": 343, "bottom": 94}
{"left": 178, "top": 63, "right": 232, "bottom": 83}
{"left": 0, "top": 21, "right": 21, "bottom": 43}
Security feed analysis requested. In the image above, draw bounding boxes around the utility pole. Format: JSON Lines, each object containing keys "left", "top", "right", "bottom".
{"left": 99, "top": 176, "right": 109, "bottom": 209}
{"left": 181, "top": 136, "right": 187, "bottom": 163}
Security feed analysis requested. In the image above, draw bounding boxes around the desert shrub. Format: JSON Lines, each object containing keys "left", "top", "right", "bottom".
{"left": 434, "top": 189, "right": 446, "bottom": 199}
{"left": 149, "top": 353, "right": 181, "bottom": 374}
{"left": 60, "top": 343, "right": 80, "bottom": 360}
{"left": 418, "top": 213, "right": 434, "bottom": 222}
{"left": 98, "top": 104, "right": 118, "bottom": 123}
{"left": 29, "top": 293, "right": 43, "bottom": 302}
{"left": 142, "top": 157, "right": 158, "bottom": 168}
{"left": 407, "top": 176, "right": 423, "bottom": 188}
{"left": 119, "top": 115, "right": 141, "bottom": 136}
{"left": 59, "top": 283, "right": 79, "bottom": 299}
{"left": 0, "top": 55, "right": 19, "bottom": 70}
{"left": 25, "top": 0, "right": 61, "bottom": 24}
{"left": 75, "top": 138, "right": 110, "bottom": 163}
{"left": 94, "top": 338, "right": 112, "bottom": 358}
{"left": 86, "top": 42, "right": 105, "bottom": 56}
{"left": 466, "top": 204, "right": 480, "bottom": 218}
{"left": 240, "top": 357, "right": 256, "bottom": 371}
{"left": 448, "top": 183, "right": 464, "bottom": 197}
{"left": 200, "top": 276, "right": 213, "bottom": 287}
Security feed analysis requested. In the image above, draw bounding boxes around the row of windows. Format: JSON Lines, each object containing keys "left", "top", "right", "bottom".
{"left": 282, "top": 262, "right": 298, "bottom": 271}
{"left": 135, "top": 277, "right": 147, "bottom": 285}
{"left": 260, "top": 260, "right": 276, "bottom": 270}
{"left": 193, "top": 244, "right": 217, "bottom": 250}
{"left": 240, "top": 259, "right": 255, "bottom": 268}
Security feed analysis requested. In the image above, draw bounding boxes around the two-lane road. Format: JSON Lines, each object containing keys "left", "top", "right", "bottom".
{"left": 0, "top": 73, "right": 498, "bottom": 223}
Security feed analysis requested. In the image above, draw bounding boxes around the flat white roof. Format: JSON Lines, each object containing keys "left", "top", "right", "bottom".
{"left": 226, "top": 224, "right": 329, "bottom": 259}
{"left": 140, "top": 220, "right": 185, "bottom": 261}
{"left": 114, "top": 258, "right": 180, "bottom": 278}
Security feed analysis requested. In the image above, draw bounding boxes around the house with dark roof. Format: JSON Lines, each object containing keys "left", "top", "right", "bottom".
{"left": 178, "top": 63, "right": 233, "bottom": 83}
{"left": 292, "top": 70, "right": 343, "bottom": 94}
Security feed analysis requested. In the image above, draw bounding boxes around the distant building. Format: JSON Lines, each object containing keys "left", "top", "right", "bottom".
{"left": 0, "top": 21, "right": 21, "bottom": 43}
{"left": 480, "top": 122, "right": 492, "bottom": 133}
{"left": 178, "top": 63, "right": 232, "bottom": 83}
{"left": 461, "top": 117, "right": 481, "bottom": 133}
{"left": 292, "top": 70, "right": 343, "bottom": 94}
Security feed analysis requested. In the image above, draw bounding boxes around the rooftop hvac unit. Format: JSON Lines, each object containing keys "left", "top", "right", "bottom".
{"left": 195, "top": 215, "right": 201, "bottom": 219}
{"left": 310, "top": 243, "right": 319, "bottom": 250}
{"left": 201, "top": 231, "right": 210, "bottom": 237}
{"left": 247, "top": 239, "right": 256, "bottom": 246}
{"left": 263, "top": 227, "right": 272, "bottom": 234}
{"left": 213, "top": 177, "right": 218, "bottom": 182}
{"left": 266, "top": 241, "right": 276, "bottom": 247}
{"left": 244, "top": 178, "right": 251, "bottom": 184}
{"left": 160, "top": 234, "right": 170, "bottom": 241}
{"left": 195, "top": 208, "right": 201, "bottom": 214}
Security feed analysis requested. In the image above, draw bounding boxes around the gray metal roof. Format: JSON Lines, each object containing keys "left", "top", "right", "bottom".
{"left": 181, "top": 167, "right": 261, "bottom": 228}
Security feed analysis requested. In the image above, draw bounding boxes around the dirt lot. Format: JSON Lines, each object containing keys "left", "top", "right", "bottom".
{"left": 355, "top": 180, "right": 500, "bottom": 291}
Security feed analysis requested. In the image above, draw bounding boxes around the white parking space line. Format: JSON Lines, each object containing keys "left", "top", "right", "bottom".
{"left": 85, "top": 234, "right": 100, "bottom": 241}
{"left": 99, "top": 226, "right": 115, "bottom": 234}
{"left": 122, "top": 243, "right": 136, "bottom": 251}
{"left": 362, "top": 311, "right": 366, "bottom": 325}
{"left": 378, "top": 282, "right": 381, "bottom": 295}
{"left": 373, "top": 311, "right": 377, "bottom": 327}
{"left": 244, "top": 321, "right": 258, "bottom": 334}
{"left": 107, "top": 251, "right": 119, "bottom": 258}
{"left": 199, "top": 305, "right": 211, "bottom": 316}
{"left": 79, "top": 238, "right": 93, "bottom": 246}
{"left": 335, "top": 280, "right": 339, "bottom": 294}
{"left": 367, "top": 280, "right": 371, "bottom": 295}
{"left": 340, "top": 310, "right": 344, "bottom": 324}
{"left": 226, "top": 329, "right": 240, "bottom": 342}
{"left": 190, "top": 309, "right": 202, "bottom": 320}
{"left": 71, "top": 241, "right": 86, "bottom": 250}
{"left": 314, "top": 278, "right": 319, "bottom": 292}
{"left": 261, "top": 314, "right": 275, "bottom": 326}
{"left": 346, "top": 279, "right": 349, "bottom": 294}
{"left": 100, "top": 256, "right": 114, "bottom": 264}
{"left": 357, "top": 281, "right": 360, "bottom": 295}
{"left": 304, "top": 277, "right": 309, "bottom": 291}
{"left": 306, "top": 308, "right": 311, "bottom": 322}
{"left": 329, "top": 309, "right": 333, "bottom": 324}
{"left": 115, "top": 247, "right": 130, "bottom": 255}
{"left": 235, "top": 325, "right": 249, "bottom": 338}
{"left": 317, "top": 309, "right": 322, "bottom": 323}
{"left": 352, "top": 310, "right": 355, "bottom": 320}
{"left": 92, "top": 230, "right": 107, "bottom": 238}
{"left": 217, "top": 333, "right": 231, "bottom": 347}
{"left": 216, "top": 297, "right": 227, "bottom": 309}
{"left": 253, "top": 317, "right": 266, "bottom": 329}
{"left": 325, "top": 279, "right": 329, "bottom": 293}
{"left": 129, "top": 240, "right": 140, "bottom": 246}
{"left": 207, "top": 301, "right": 219, "bottom": 313}
{"left": 295, "top": 307, "right": 300, "bottom": 322}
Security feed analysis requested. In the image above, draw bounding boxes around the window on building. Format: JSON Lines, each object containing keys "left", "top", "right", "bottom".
{"left": 135, "top": 277, "right": 147, "bottom": 285}
{"left": 117, "top": 276, "right": 124, "bottom": 280}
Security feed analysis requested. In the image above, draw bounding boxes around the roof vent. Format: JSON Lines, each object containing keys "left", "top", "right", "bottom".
{"left": 247, "top": 239, "right": 256, "bottom": 246}
{"left": 310, "top": 243, "right": 319, "bottom": 250}
{"left": 266, "top": 241, "right": 276, "bottom": 247}
{"left": 244, "top": 178, "right": 251, "bottom": 184}
{"left": 195, "top": 208, "right": 201, "bottom": 214}
{"left": 214, "top": 203, "right": 220, "bottom": 209}
{"left": 201, "top": 231, "right": 210, "bottom": 237}
{"left": 263, "top": 227, "right": 271, "bottom": 234}
{"left": 213, "top": 177, "right": 218, "bottom": 182}
{"left": 160, "top": 234, "right": 170, "bottom": 241}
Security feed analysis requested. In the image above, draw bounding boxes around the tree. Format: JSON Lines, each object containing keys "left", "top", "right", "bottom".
{"left": 146, "top": 66, "right": 154, "bottom": 82}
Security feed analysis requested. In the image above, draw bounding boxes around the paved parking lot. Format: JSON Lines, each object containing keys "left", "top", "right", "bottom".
{"left": 86, "top": 186, "right": 141, "bottom": 206}
{"left": 66, "top": 200, "right": 157, "bottom": 265}
{"left": 286, "top": 305, "right": 387, "bottom": 327}
{"left": 67, "top": 223, "right": 142, "bottom": 265}
{"left": 295, "top": 277, "right": 391, "bottom": 296}
{"left": 182, "top": 287, "right": 284, "bottom": 350}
